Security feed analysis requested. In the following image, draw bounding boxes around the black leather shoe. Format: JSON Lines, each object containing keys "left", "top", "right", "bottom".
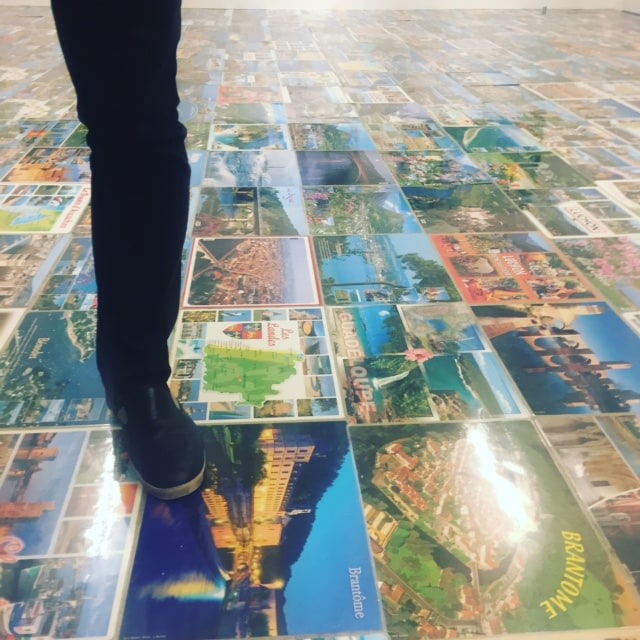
{"left": 107, "top": 384, "right": 205, "bottom": 500}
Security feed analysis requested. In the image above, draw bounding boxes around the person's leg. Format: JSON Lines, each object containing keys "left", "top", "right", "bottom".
{"left": 51, "top": 0, "right": 204, "bottom": 499}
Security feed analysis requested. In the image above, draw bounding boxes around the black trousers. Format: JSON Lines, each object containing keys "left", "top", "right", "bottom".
{"left": 51, "top": 0, "right": 190, "bottom": 393}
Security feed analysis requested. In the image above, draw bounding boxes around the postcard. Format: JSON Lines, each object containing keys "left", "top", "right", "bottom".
{"left": 121, "top": 422, "right": 383, "bottom": 639}
{"left": 383, "top": 149, "right": 489, "bottom": 186}
{"left": 184, "top": 237, "right": 319, "bottom": 307}
{"left": 525, "top": 82, "right": 606, "bottom": 100}
{"left": 192, "top": 185, "right": 308, "bottom": 236}
{"left": 278, "top": 71, "right": 340, "bottom": 87}
{"left": 216, "top": 85, "right": 290, "bottom": 105}
{"left": 555, "top": 237, "right": 640, "bottom": 312}
{"left": 355, "top": 103, "right": 433, "bottom": 127}
{"left": 185, "top": 122, "right": 213, "bottom": 151}
{"left": 0, "top": 310, "right": 108, "bottom": 426}
{"left": 290, "top": 123, "right": 376, "bottom": 151}
{"left": 432, "top": 232, "right": 597, "bottom": 304}
{"left": 555, "top": 146, "right": 640, "bottom": 182}
{"left": 286, "top": 86, "right": 350, "bottom": 104}
{"left": 203, "top": 150, "right": 300, "bottom": 188}
{"left": 402, "top": 183, "right": 536, "bottom": 234}
{"left": 596, "top": 180, "right": 640, "bottom": 217}
{"left": 474, "top": 301, "right": 640, "bottom": 415}
{"left": 208, "top": 124, "right": 292, "bottom": 151}
{"left": 344, "top": 87, "right": 412, "bottom": 104}
{"left": 2, "top": 147, "right": 91, "bottom": 183}
{"left": 0, "top": 428, "right": 141, "bottom": 639}
{"left": 329, "top": 303, "right": 524, "bottom": 424}
{"left": 560, "top": 98, "right": 640, "bottom": 121}
{"left": 513, "top": 189, "right": 640, "bottom": 237}
{"left": 0, "top": 182, "right": 90, "bottom": 233}
{"left": 0, "top": 235, "right": 68, "bottom": 308}
{"left": 285, "top": 102, "right": 360, "bottom": 123}
{"left": 17, "top": 119, "right": 80, "bottom": 148}
{"left": 31, "top": 237, "right": 97, "bottom": 311}
{"left": 303, "top": 185, "right": 420, "bottom": 235}
{"left": 213, "top": 103, "right": 288, "bottom": 124}
{"left": 350, "top": 420, "right": 640, "bottom": 637}
{"left": 538, "top": 415, "right": 640, "bottom": 588}
{"left": 171, "top": 307, "right": 341, "bottom": 421}
{"left": 297, "top": 151, "right": 395, "bottom": 186}
{"left": 313, "top": 234, "right": 461, "bottom": 306}
{"left": 444, "top": 124, "right": 545, "bottom": 153}
{"left": 469, "top": 151, "right": 592, "bottom": 190}
{"left": 366, "top": 121, "right": 454, "bottom": 153}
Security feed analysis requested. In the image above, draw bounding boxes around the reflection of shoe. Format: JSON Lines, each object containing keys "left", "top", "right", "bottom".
{"left": 107, "top": 384, "right": 205, "bottom": 500}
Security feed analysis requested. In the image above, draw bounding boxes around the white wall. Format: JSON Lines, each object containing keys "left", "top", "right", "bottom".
{"left": 0, "top": 0, "right": 625, "bottom": 9}
{"left": 184, "top": 0, "right": 618, "bottom": 7}
{"left": 619, "top": 0, "right": 640, "bottom": 11}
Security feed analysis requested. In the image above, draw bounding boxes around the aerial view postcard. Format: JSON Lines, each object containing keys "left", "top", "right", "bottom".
{"left": 366, "top": 121, "right": 455, "bottom": 153}
{"left": 431, "top": 232, "right": 597, "bottom": 304}
{"left": 31, "top": 237, "right": 97, "bottom": 311}
{"left": 538, "top": 415, "right": 640, "bottom": 588}
{"left": 296, "top": 151, "right": 395, "bottom": 186}
{"left": 513, "top": 188, "right": 640, "bottom": 237}
{"left": 303, "top": 185, "right": 421, "bottom": 235}
{"left": 192, "top": 185, "right": 308, "bottom": 236}
{"left": 184, "top": 237, "right": 319, "bottom": 307}
{"left": 208, "top": 124, "right": 292, "bottom": 151}
{"left": 402, "top": 183, "right": 536, "bottom": 234}
{"left": 0, "top": 182, "right": 90, "bottom": 233}
{"left": 555, "top": 236, "right": 640, "bottom": 312}
{"left": 328, "top": 302, "right": 524, "bottom": 424}
{"left": 0, "top": 310, "right": 109, "bottom": 427}
{"left": 468, "top": 151, "right": 591, "bottom": 190}
{"left": 444, "top": 124, "right": 545, "bottom": 153}
{"left": 289, "top": 123, "right": 376, "bottom": 151}
{"left": 121, "top": 421, "right": 383, "bottom": 639}
{"left": 0, "top": 428, "right": 141, "bottom": 639}
{"left": 350, "top": 420, "right": 640, "bottom": 638}
{"left": 474, "top": 301, "right": 640, "bottom": 415}
{"left": 313, "top": 233, "right": 461, "bottom": 306}
{"left": 170, "top": 307, "right": 342, "bottom": 421}
{"left": 383, "top": 149, "right": 488, "bottom": 186}
{"left": 0, "top": 234, "right": 68, "bottom": 308}
{"left": 202, "top": 150, "right": 300, "bottom": 188}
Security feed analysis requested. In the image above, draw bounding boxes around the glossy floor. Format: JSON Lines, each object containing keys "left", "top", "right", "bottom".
{"left": 1, "top": 6, "right": 640, "bottom": 640}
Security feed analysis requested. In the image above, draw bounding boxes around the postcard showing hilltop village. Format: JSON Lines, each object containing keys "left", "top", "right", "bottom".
{"left": 350, "top": 420, "right": 640, "bottom": 638}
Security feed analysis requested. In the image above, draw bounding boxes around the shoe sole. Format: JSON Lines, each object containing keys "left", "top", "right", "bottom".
{"left": 138, "top": 458, "right": 206, "bottom": 500}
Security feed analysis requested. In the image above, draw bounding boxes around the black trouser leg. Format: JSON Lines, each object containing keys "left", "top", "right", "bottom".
{"left": 51, "top": 0, "right": 190, "bottom": 393}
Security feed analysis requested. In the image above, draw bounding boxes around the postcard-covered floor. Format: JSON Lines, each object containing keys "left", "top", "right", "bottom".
{"left": 3, "top": 5, "right": 640, "bottom": 640}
